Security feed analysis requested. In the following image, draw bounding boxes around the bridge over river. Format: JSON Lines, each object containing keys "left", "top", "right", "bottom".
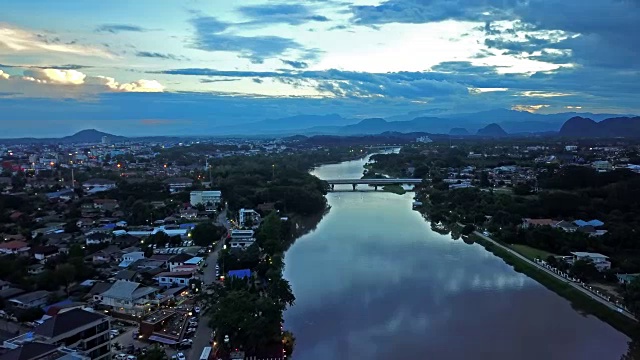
{"left": 323, "top": 178, "right": 423, "bottom": 190}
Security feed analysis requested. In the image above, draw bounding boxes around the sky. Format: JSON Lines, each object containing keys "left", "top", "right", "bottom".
{"left": 0, "top": 0, "right": 639, "bottom": 137}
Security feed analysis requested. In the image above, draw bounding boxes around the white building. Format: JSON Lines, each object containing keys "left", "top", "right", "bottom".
{"left": 239, "top": 208, "right": 260, "bottom": 227}
{"left": 190, "top": 191, "right": 222, "bottom": 206}
{"left": 230, "top": 229, "right": 255, "bottom": 249}
{"left": 119, "top": 252, "right": 145, "bottom": 268}
{"left": 155, "top": 271, "right": 195, "bottom": 287}
{"left": 99, "top": 280, "right": 159, "bottom": 316}
{"left": 592, "top": 160, "right": 612, "bottom": 172}
{"left": 570, "top": 252, "right": 611, "bottom": 271}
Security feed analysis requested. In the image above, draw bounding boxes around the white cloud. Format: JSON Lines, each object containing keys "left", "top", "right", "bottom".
{"left": 23, "top": 68, "right": 87, "bottom": 85}
{"left": 0, "top": 24, "right": 114, "bottom": 58}
{"left": 0, "top": 67, "right": 165, "bottom": 95}
{"left": 116, "top": 79, "right": 165, "bottom": 93}
{"left": 511, "top": 104, "right": 550, "bottom": 112}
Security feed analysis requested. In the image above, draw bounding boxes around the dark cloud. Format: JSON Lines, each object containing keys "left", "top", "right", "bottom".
{"left": 237, "top": 4, "right": 331, "bottom": 25}
{"left": 0, "top": 64, "right": 90, "bottom": 70}
{"left": 135, "top": 52, "right": 185, "bottom": 61}
{"left": 348, "top": 0, "right": 640, "bottom": 71}
{"left": 281, "top": 59, "right": 309, "bottom": 69}
{"left": 199, "top": 78, "right": 241, "bottom": 83}
{"left": 189, "top": 15, "right": 318, "bottom": 63}
{"left": 95, "top": 24, "right": 148, "bottom": 33}
{"left": 252, "top": 78, "right": 264, "bottom": 84}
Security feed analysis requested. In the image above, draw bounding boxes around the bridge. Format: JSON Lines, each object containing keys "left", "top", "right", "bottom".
{"left": 324, "top": 178, "right": 423, "bottom": 191}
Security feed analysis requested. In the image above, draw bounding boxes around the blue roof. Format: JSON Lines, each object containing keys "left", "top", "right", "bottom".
{"left": 179, "top": 223, "right": 196, "bottom": 229}
{"left": 102, "top": 223, "right": 116, "bottom": 229}
{"left": 228, "top": 269, "right": 251, "bottom": 279}
{"left": 574, "top": 219, "right": 604, "bottom": 227}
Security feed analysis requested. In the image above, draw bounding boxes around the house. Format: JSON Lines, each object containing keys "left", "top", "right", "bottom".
{"left": 570, "top": 252, "right": 611, "bottom": 271}
{"left": 164, "top": 177, "right": 193, "bottom": 193}
{"left": 32, "top": 246, "right": 59, "bottom": 262}
{"left": 229, "top": 230, "right": 255, "bottom": 249}
{"left": 0, "top": 240, "right": 31, "bottom": 255}
{"left": 82, "top": 179, "right": 117, "bottom": 191}
{"left": 28, "top": 264, "right": 45, "bottom": 275}
{"left": 85, "top": 232, "right": 112, "bottom": 245}
{"left": 617, "top": 273, "right": 640, "bottom": 285}
{"left": 45, "top": 189, "right": 76, "bottom": 202}
{"left": 32, "top": 308, "right": 111, "bottom": 360}
{"left": 88, "top": 282, "right": 112, "bottom": 303}
{"left": 574, "top": 219, "right": 605, "bottom": 228}
{"left": 91, "top": 245, "right": 122, "bottom": 264}
{"left": 93, "top": 199, "right": 119, "bottom": 211}
{"left": 179, "top": 208, "right": 198, "bottom": 219}
{"left": 1, "top": 234, "right": 26, "bottom": 242}
{"left": 154, "top": 271, "right": 196, "bottom": 287}
{"left": 149, "top": 254, "right": 173, "bottom": 267}
{"left": 168, "top": 253, "right": 193, "bottom": 272}
{"left": 114, "top": 269, "right": 139, "bottom": 282}
{"left": 184, "top": 257, "right": 204, "bottom": 268}
{"left": 9, "top": 290, "right": 50, "bottom": 309}
{"left": 554, "top": 221, "right": 578, "bottom": 232}
{"left": 119, "top": 252, "right": 145, "bottom": 268}
{"left": 521, "top": 218, "right": 556, "bottom": 229}
{"left": 99, "top": 280, "right": 159, "bottom": 316}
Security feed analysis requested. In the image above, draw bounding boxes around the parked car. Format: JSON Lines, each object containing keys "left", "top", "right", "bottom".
{"left": 114, "top": 354, "right": 127, "bottom": 360}
{"left": 177, "top": 339, "right": 193, "bottom": 349}
{"left": 171, "top": 352, "right": 186, "bottom": 360}
{"left": 194, "top": 306, "right": 201, "bottom": 313}
{"left": 188, "top": 321, "right": 198, "bottom": 327}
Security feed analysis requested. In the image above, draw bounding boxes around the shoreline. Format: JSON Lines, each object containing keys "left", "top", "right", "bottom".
{"left": 467, "top": 228, "right": 638, "bottom": 337}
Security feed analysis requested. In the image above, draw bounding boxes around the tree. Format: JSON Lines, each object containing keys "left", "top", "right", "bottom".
{"left": 624, "top": 276, "right": 640, "bottom": 319}
{"left": 190, "top": 223, "right": 226, "bottom": 247}
{"left": 64, "top": 221, "right": 80, "bottom": 234}
{"left": 17, "top": 307, "right": 44, "bottom": 322}
{"left": 461, "top": 224, "right": 475, "bottom": 235}
{"left": 55, "top": 264, "right": 76, "bottom": 296}
{"left": 570, "top": 260, "right": 600, "bottom": 282}
{"left": 138, "top": 345, "right": 167, "bottom": 360}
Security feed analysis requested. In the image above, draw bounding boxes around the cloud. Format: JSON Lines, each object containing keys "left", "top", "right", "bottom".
{"left": 140, "top": 119, "right": 175, "bottom": 125}
{"left": 0, "top": 24, "right": 114, "bottom": 58}
{"left": 281, "top": 59, "right": 309, "bottom": 69}
{"left": 199, "top": 78, "right": 240, "bottom": 83}
{"left": 189, "top": 15, "right": 316, "bottom": 63}
{"left": 511, "top": 104, "right": 550, "bottom": 113}
{"left": 237, "top": 4, "right": 331, "bottom": 25}
{"left": 135, "top": 51, "right": 185, "bottom": 61}
{"left": 95, "top": 24, "right": 148, "bottom": 33}
{"left": 0, "top": 67, "right": 164, "bottom": 96}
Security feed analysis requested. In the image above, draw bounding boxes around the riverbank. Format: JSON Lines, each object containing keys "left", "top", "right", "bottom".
{"left": 470, "top": 231, "right": 638, "bottom": 337}
{"left": 382, "top": 184, "right": 406, "bottom": 194}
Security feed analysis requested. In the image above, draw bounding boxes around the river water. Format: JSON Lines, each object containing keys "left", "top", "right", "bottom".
{"left": 283, "top": 154, "right": 630, "bottom": 360}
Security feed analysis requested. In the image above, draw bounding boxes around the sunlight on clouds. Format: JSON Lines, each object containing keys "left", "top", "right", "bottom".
{"left": 24, "top": 69, "right": 86, "bottom": 85}
{"left": 518, "top": 91, "right": 571, "bottom": 97}
{"left": 0, "top": 24, "right": 114, "bottom": 59}
{"left": 0, "top": 70, "right": 9, "bottom": 80}
{"left": 470, "top": 87, "right": 508, "bottom": 94}
{"left": 565, "top": 106, "right": 583, "bottom": 109}
{"left": 511, "top": 104, "right": 550, "bottom": 113}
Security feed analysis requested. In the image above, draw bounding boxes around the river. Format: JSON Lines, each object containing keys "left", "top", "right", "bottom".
{"left": 283, "top": 153, "right": 630, "bottom": 360}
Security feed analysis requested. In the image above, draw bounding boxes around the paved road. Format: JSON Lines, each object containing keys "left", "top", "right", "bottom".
{"left": 474, "top": 231, "right": 637, "bottom": 321}
{"left": 187, "top": 208, "right": 230, "bottom": 359}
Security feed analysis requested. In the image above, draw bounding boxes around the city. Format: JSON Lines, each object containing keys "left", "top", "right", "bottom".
{"left": 1, "top": 0, "right": 640, "bottom": 359}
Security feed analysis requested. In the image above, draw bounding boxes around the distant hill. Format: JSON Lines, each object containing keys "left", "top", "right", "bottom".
{"left": 559, "top": 116, "right": 640, "bottom": 137}
{"left": 215, "top": 114, "right": 356, "bottom": 135}
{"left": 477, "top": 123, "right": 508, "bottom": 137}
{"left": 0, "top": 129, "right": 126, "bottom": 144}
{"left": 449, "top": 128, "right": 469, "bottom": 135}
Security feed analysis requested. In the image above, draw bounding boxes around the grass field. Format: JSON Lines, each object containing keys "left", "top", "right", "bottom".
{"left": 510, "top": 244, "right": 556, "bottom": 261}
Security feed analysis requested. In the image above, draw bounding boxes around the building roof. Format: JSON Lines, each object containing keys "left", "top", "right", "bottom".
{"left": 228, "top": 269, "right": 251, "bottom": 279}
{"left": 0, "top": 241, "right": 29, "bottom": 250}
{"left": 100, "top": 280, "right": 155, "bottom": 301}
{"left": 32, "top": 245, "right": 59, "bottom": 256}
{"left": 9, "top": 290, "right": 50, "bottom": 305}
{"left": 169, "top": 253, "right": 193, "bottom": 263}
{"left": 574, "top": 219, "right": 605, "bottom": 227}
{"left": 0, "top": 287, "right": 26, "bottom": 299}
{"left": 164, "top": 177, "right": 193, "bottom": 185}
{"left": 83, "top": 178, "right": 116, "bottom": 186}
{"left": 0, "top": 342, "right": 59, "bottom": 360}
{"left": 522, "top": 218, "right": 556, "bottom": 226}
{"left": 571, "top": 252, "right": 609, "bottom": 259}
{"left": 114, "top": 270, "right": 138, "bottom": 281}
{"left": 88, "top": 281, "right": 112, "bottom": 296}
{"left": 34, "top": 308, "right": 106, "bottom": 338}
{"left": 156, "top": 271, "right": 194, "bottom": 278}
{"left": 183, "top": 257, "right": 203, "bottom": 265}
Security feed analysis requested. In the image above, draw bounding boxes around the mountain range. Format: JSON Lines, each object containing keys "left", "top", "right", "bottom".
{"left": 559, "top": 116, "right": 640, "bottom": 137}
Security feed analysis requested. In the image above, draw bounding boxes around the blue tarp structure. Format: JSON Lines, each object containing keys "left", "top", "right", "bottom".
{"left": 102, "top": 223, "right": 116, "bottom": 229}
{"left": 228, "top": 269, "right": 251, "bottom": 279}
{"left": 574, "top": 219, "right": 604, "bottom": 227}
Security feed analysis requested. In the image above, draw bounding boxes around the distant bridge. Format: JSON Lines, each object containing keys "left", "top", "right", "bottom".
{"left": 324, "top": 178, "right": 423, "bottom": 190}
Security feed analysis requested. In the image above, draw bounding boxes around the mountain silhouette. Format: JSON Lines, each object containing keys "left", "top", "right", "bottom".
{"left": 559, "top": 116, "right": 640, "bottom": 137}
{"left": 476, "top": 123, "right": 507, "bottom": 137}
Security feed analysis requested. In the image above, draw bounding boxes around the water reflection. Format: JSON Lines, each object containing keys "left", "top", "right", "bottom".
{"left": 284, "top": 155, "right": 629, "bottom": 360}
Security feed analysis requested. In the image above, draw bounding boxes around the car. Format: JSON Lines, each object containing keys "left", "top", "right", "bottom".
{"left": 177, "top": 339, "right": 193, "bottom": 349}
{"left": 186, "top": 327, "right": 197, "bottom": 333}
{"left": 215, "top": 264, "right": 219, "bottom": 269}
{"left": 194, "top": 306, "right": 201, "bottom": 313}
{"left": 126, "top": 356, "right": 137, "bottom": 360}
{"left": 189, "top": 316, "right": 198, "bottom": 322}
{"left": 171, "top": 352, "right": 186, "bottom": 360}
{"left": 188, "top": 321, "right": 198, "bottom": 327}
{"left": 114, "top": 354, "right": 127, "bottom": 360}
{"left": 482, "top": 231, "right": 490, "bottom": 236}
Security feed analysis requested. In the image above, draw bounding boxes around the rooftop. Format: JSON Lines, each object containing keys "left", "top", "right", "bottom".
{"left": 34, "top": 309, "right": 106, "bottom": 338}
{"left": 571, "top": 252, "right": 609, "bottom": 259}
